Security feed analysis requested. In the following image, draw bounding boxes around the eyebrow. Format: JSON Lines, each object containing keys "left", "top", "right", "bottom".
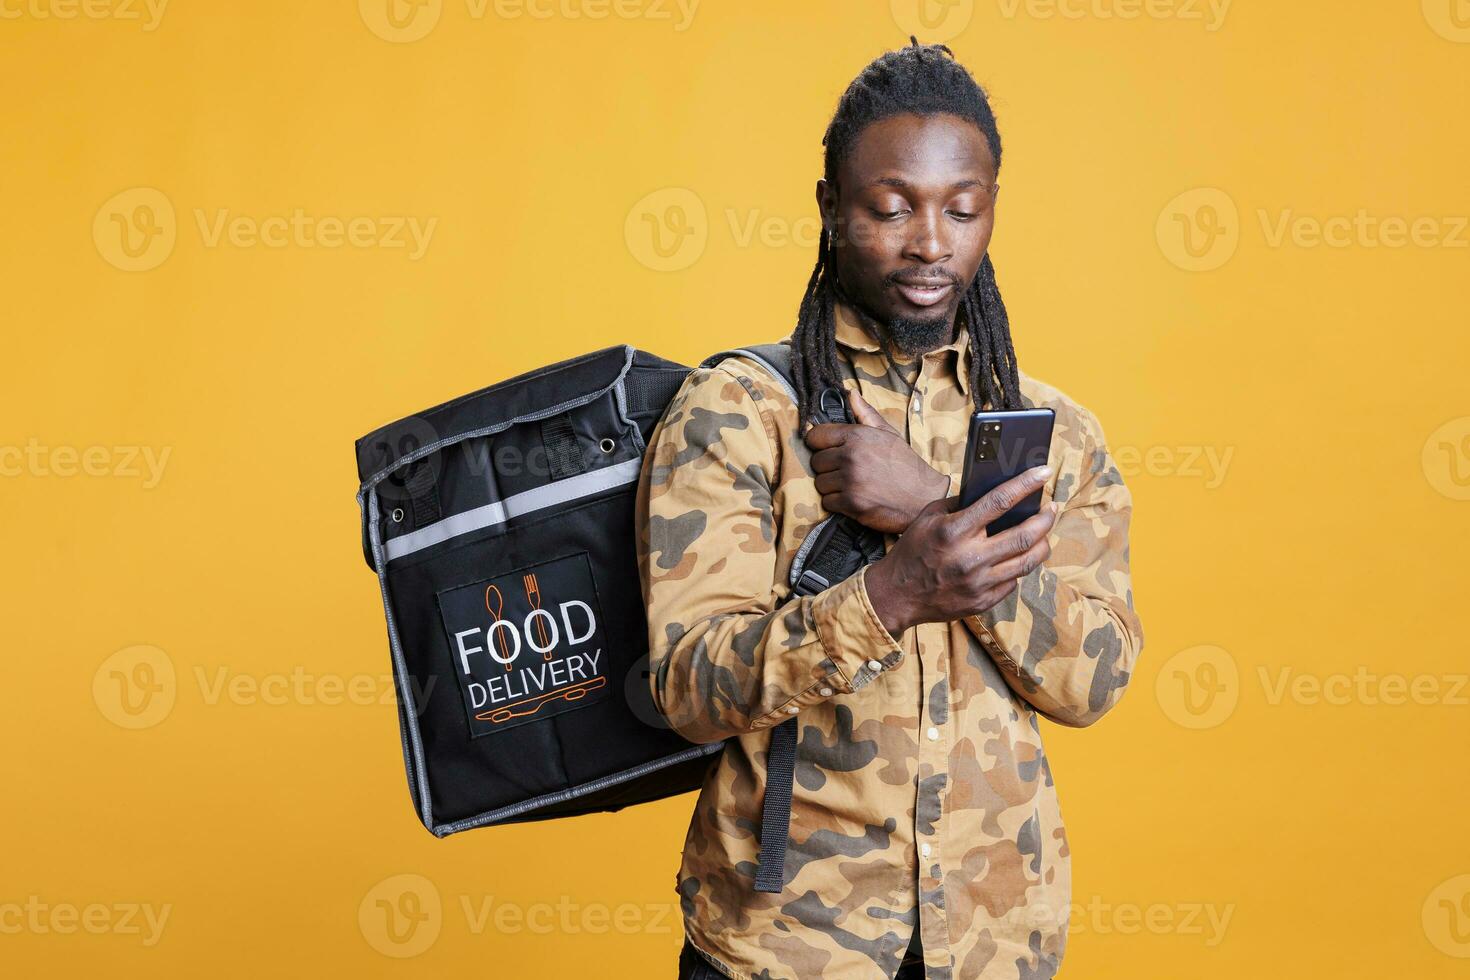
{"left": 870, "top": 177, "right": 989, "bottom": 190}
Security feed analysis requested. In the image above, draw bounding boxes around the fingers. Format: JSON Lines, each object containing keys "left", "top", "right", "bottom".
{"left": 803, "top": 422, "right": 849, "bottom": 451}
{"left": 849, "top": 390, "right": 899, "bottom": 434}
{"left": 984, "top": 509, "right": 1055, "bottom": 581}
{"left": 982, "top": 501, "right": 1058, "bottom": 560}
{"left": 973, "top": 576, "right": 1019, "bottom": 611}
{"left": 949, "top": 464, "right": 1053, "bottom": 534}
{"left": 813, "top": 470, "right": 844, "bottom": 495}
{"left": 807, "top": 418, "right": 891, "bottom": 466}
{"left": 810, "top": 446, "right": 844, "bottom": 474}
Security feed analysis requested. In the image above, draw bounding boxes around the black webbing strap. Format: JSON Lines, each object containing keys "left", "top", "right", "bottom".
{"left": 404, "top": 461, "right": 440, "bottom": 526}
{"left": 730, "top": 362, "right": 885, "bottom": 895}
{"left": 753, "top": 715, "right": 798, "bottom": 892}
{"left": 623, "top": 367, "right": 687, "bottom": 416}
{"left": 698, "top": 346, "right": 889, "bottom": 894}
{"left": 539, "top": 414, "right": 585, "bottom": 480}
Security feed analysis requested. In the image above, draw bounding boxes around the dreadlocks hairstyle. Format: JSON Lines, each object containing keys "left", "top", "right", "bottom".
{"left": 791, "top": 37, "right": 1023, "bottom": 428}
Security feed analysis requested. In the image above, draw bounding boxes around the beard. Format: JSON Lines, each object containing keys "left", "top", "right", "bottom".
{"left": 835, "top": 277, "right": 957, "bottom": 357}
{"left": 881, "top": 311, "right": 956, "bottom": 356}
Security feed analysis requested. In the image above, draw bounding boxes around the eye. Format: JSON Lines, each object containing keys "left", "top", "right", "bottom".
{"left": 871, "top": 208, "right": 910, "bottom": 220}
{"left": 947, "top": 210, "right": 977, "bottom": 221}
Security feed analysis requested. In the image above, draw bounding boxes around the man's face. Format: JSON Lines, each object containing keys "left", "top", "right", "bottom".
{"left": 817, "top": 112, "right": 999, "bottom": 356}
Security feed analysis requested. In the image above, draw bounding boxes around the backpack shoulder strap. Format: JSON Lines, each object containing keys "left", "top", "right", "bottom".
{"left": 693, "top": 340, "right": 886, "bottom": 895}
{"left": 697, "top": 343, "right": 797, "bottom": 403}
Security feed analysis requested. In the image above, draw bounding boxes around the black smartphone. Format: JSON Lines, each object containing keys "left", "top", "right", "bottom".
{"left": 958, "top": 408, "right": 1057, "bottom": 535}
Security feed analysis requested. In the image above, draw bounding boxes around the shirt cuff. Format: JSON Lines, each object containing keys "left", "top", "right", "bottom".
{"left": 810, "top": 565, "right": 905, "bottom": 693}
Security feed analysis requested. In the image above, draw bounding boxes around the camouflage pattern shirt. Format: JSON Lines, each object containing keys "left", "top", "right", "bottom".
{"left": 635, "top": 299, "right": 1143, "bottom": 979}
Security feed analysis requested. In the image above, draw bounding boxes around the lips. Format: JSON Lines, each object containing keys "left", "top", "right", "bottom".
{"left": 893, "top": 278, "right": 955, "bottom": 308}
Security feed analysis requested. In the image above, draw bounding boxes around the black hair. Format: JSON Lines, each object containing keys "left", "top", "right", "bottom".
{"left": 792, "top": 37, "right": 1022, "bottom": 426}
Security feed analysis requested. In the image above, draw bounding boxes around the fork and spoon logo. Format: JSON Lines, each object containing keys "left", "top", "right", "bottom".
{"left": 484, "top": 572, "right": 554, "bottom": 666}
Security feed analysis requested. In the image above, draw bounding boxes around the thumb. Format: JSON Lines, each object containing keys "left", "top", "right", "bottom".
{"left": 848, "top": 390, "right": 899, "bottom": 434}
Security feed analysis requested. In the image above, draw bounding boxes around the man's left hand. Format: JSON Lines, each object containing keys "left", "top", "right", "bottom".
{"left": 804, "top": 389, "right": 952, "bottom": 535}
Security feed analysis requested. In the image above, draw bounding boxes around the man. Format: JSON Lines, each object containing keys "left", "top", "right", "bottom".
{"left": 637, "top": 39, "right": 1142, "bottom": 980}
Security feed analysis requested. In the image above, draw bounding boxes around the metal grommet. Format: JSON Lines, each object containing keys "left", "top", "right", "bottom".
{"left": 599, "top": 437, "right": 617, "bottom": 454}
{"left": 390, "top": 507, "right": 405, "bottom": 523}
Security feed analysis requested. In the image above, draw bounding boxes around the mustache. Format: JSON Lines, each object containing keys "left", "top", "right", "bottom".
{"left": 885, "top": 268, "right": 962, "bottom": 286}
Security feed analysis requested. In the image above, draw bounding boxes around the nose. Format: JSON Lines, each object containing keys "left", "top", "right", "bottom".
{"left": 902, "top": 206, "right": 952, "bottom": 266}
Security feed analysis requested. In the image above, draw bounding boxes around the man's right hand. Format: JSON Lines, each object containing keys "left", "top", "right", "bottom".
{"left": 863, "top": 464, "right": 1058, "bottom": 638}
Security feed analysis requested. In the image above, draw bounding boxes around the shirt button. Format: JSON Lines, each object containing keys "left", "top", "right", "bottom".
{"left": 920, "top": 842, "right": 932, "bottom": 858}
{"left": 819, "top": 687, "right": 833, "bottom": 697}
{"left": 784, "top": 704, "right": 799, "bottom": 714}
{"left": 866, "top": 659, "right": 882, "bottom": 672}
{"left": 926, "top": 726, "right": 939, "bottom": 741}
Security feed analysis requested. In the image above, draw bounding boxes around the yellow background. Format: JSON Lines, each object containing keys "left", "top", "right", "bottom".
{"left": 3, "top": 0, "right": 1468, "bottom": 975}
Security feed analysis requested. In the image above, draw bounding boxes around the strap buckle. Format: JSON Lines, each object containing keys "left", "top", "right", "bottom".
{"left": 793, "top": 568, "right": 830, "bottom": 597}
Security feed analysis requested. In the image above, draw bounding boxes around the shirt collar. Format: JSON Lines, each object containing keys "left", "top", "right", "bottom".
{"left": 832, "top": 297, "right": 974, "bottom": 400}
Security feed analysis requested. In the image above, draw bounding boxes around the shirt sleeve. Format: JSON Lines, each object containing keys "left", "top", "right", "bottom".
{"left": 962, "top": 408, "right": 1144, "bottom": 727}
{"left": 636, "top": 363, "right": 905, "bottom": 745}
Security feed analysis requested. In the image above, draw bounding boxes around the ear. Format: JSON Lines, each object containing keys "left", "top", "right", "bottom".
{"left": 816, "top": 178, "right": 838, "bottom": 233}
